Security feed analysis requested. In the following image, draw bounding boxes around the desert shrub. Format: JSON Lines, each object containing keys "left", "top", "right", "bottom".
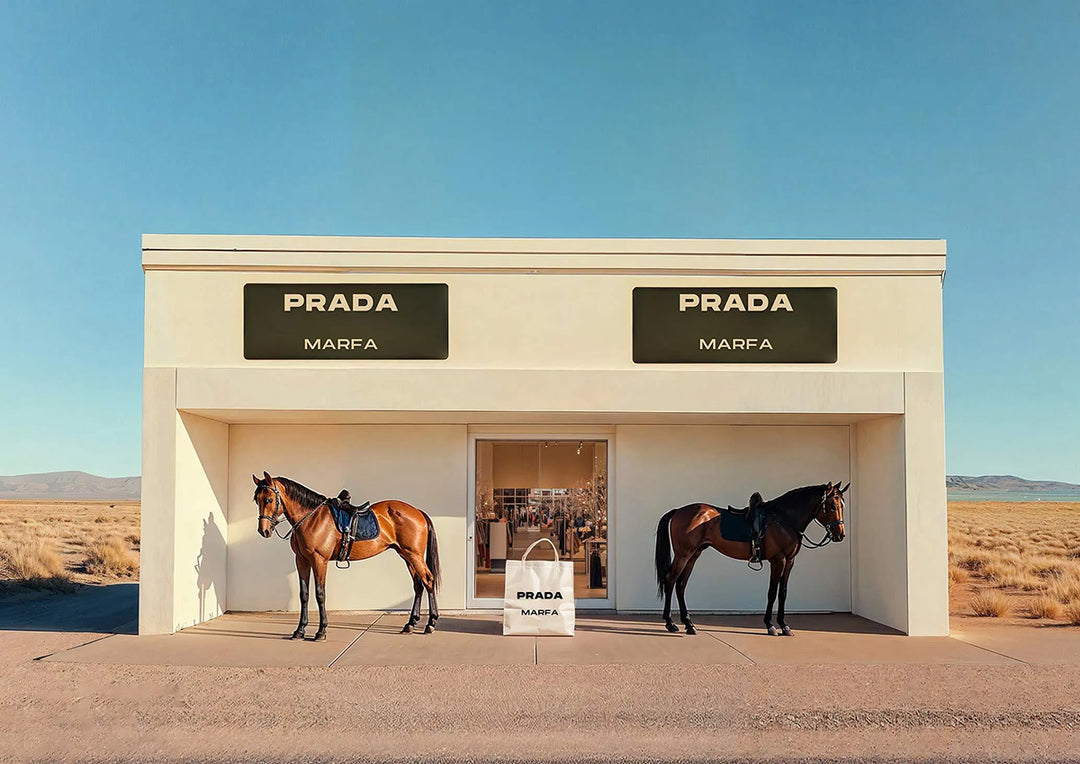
{"left": 1027, "top": 596, "right": 1064, "bottom": 620}
{"left": 0, "top": 539, "right": 76, "bottom": 590}
{"left": 1065, "top": 603, "right": 1080, "bottom": 626}
{"left": 0, "top": 539, "right": 64, "bottom": 579}
{"left": 970, "top": 590, "right": 1011, "bottom": 618}
{"left": 1048, "top": 579, "right": 1080, "bottom": 606}
{"left": 956, "top": 551, "right": 992, "bottom": 572}
{"left": 84, "top": 537, "right": 139, "bottom": 577}
{"left": 949, "top": 566, "right": 970, "bottom": 584}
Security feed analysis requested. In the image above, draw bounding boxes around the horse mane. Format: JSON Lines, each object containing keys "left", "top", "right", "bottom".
{"left": 275, "top": 476, "right": 327, "bottom": 509}
{"left": 760, "top": 484, "right": 827, "bottom": 512}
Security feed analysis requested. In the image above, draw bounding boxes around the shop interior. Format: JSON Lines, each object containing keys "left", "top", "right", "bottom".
{"left": 474, "top": 439, "right": 608, "bottom": 601}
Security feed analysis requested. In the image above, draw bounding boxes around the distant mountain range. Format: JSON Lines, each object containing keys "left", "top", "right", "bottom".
{"left": 0, "top": 471, "right": 1075, "bottom": 501}
{"left": 946, "top": 475, "right": 1080, "bottom": 492}
{"left": 0, "top": 471, "right": 141, "bottom": 501}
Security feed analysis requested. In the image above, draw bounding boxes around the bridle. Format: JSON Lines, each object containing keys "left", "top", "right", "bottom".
{"left": 800, "top": 492, "right": 845, "bottom": 549}
{"left": 258, "top": 481, "right": 325, "bottom": 541}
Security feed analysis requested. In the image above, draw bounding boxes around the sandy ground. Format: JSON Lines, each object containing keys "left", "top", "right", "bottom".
{"left": 3, "top": 500, "right": 1080, "bottom": 762}
{"left": 4, "top": 623, "right": 1080, "bottom": 763}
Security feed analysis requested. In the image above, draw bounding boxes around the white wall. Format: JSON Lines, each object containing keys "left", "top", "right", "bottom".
{"left": 614, "top": 425, "right": 851, "bottom": 613}
{"left": 226, "top": 424, "right": 467, "bottom": 612}
{"left": 852, "top": 415, "right": 908, "bottom": 632}
{"left": 173, "top": 413, "right": 229, "bottom": 629}
{"left": 145, "top": 270, "right": 945, "bottom": 373}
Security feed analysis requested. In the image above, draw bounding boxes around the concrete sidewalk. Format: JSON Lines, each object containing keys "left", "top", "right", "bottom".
{"left": 39, "top": 611, "right": 1079, "bottom": 667}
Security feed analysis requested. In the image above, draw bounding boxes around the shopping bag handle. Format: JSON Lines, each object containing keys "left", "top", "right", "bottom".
{"left": 521, "top": 537, "right": 560, "bottom": 563}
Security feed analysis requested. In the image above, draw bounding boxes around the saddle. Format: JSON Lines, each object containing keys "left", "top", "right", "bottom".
{"left": 722, "top": 492, "right": 766, "bottom": 564}
{"left": 328, "top": 490, "right": 377, "bottom": 563}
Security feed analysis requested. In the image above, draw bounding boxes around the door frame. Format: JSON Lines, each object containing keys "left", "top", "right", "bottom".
{"left": 466, "top": 427, "right": 615, "bottom": 610}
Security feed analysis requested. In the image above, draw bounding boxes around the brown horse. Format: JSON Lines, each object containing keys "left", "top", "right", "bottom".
{"left": 253, "top": 472, "right": 441, "bottom": 639}
{"left": 655, "top": 482, "right": 848, "bottom": 636}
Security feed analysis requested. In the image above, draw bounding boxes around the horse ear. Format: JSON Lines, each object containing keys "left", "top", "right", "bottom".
{"left": 841, "top": 482, "right": 851, "bottom": 494}
{"left": 263, "top": 471, "right": 273, "bottom": 483}
{"left": 825, "top": 481, "right": 834, "bottom": 492}
{"left": 252, "top": 474, "right": 260, "bottom": 486}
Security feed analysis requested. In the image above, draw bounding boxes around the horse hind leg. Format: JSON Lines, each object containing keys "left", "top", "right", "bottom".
{"left": 402, "top": 575, "right": 423, "bottom": 634}
{"left": 399, "top": 550, "right": 438, "bottom": 634}
{"left": 663, "top": 553, "right": 690, "bottom": 633}
{"left": 675, "top": 549, "right": 705, "bottom": 635}
{"left": 424, "top": 576, "right": 439, "bottom": 634}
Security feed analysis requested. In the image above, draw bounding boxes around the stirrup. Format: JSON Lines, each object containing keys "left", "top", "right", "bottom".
{"left": 335, "top": 533, "right": 352, "bottom": 568}
{"left": 747, "top": 543, "right": 763, "bottom": 571}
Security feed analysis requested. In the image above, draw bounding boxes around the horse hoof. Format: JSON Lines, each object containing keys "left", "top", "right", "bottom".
{"left": 685, "top": 624, "right": 697, "bottom": 635}
{"left": 665, "top": 622, "right": 679, "bottom": 633}
{"left": 313, "top": 631, "right": 327, "bottom": 642}
{"left": 401, "top": 623, "right": 413, "bottom": 634}
{"left": 781, "top": 626, "right": 794, "bottom": 637}
{"left": 766, "top": 625, "right": 778, "bottom": 636}
{"left": 424, "top": 624, "right": 435, "bottom": 634}
{"left": 290, "top": 631, "right": 305, "bottom": 640}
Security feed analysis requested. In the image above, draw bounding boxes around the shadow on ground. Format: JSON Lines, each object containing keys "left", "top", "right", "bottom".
{"left": 0, "top": 582, "right": 137, "bottom": 634}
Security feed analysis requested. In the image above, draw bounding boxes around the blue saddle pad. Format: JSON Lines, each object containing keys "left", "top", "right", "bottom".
{"left": 719, "top": 509, "right": 753, "bottom": 543}
{"left": 329, "top": 503, "right": 380, "bottom": 541}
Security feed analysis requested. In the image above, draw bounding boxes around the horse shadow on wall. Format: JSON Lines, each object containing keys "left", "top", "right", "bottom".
{"left": 194, "top": 512, "right": 227, "bottom": 622}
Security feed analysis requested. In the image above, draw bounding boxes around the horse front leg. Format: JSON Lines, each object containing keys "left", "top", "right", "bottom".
{"left": 777, "top": 557, "right": 796, "bottom": 636}
{"left": 764, "top": 557, "right": 784, "bottom": 636}
{"left": 292, "top": 554, "right": 311, "bottom": 640}
{"left": 312, "top": 555, "right": 329, "bottom": 641}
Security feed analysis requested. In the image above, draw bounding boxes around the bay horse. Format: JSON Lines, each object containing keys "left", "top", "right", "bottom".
{"left": 654, "top": 482, "right": 848, "bottom": 636}
{"left": 253, "top": 472, "right": 441, "bottom": 639}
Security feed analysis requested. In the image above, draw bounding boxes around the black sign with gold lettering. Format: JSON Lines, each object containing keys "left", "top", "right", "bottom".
{"left": 632, "top": 287, "right": 837, "bottom": 363}
{"left": 244, "top": 283, "right": 449, "bottom": 359}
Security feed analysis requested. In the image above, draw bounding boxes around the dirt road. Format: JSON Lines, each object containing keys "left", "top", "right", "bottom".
{"left": 4, "top": 622, "right": 1080, "bottom": 763}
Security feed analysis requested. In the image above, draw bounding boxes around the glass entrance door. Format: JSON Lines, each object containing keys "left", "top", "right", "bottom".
{"left": 471, "top": 438, "right": 610, "bottom": 607}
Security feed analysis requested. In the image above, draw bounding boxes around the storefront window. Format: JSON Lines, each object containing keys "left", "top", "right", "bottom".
{"left": 475, "top": 440, "right": 608, "bottom": 600}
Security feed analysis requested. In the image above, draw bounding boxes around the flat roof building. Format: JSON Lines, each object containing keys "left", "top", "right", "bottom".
{"left": 141, "top": 235, "right": 948, "bottom": 636}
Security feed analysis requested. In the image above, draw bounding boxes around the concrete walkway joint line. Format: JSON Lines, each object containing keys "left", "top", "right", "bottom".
{"left": 705, "top": 630, "right": 758, "bottom": 665}
{"left": 328, "top": 613, "right": 385, "bottom": 668}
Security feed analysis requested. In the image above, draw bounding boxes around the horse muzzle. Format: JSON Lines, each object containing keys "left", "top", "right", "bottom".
{"left": 259, "top": 526, "right": 272, "bottom": 538}
{"left": 831, "top": 523, "right": 846, "bottom": 542}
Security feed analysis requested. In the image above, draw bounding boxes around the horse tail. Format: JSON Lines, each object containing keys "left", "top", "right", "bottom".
{"left": 655, "top": 507, "right": 678, "bottom": 599}
{"left": 422, "top": 510, "right": 441, "bottom": 592}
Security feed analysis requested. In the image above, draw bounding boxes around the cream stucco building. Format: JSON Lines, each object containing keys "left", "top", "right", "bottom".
{"left": 140, "top": 235, "right": 948, "bottom": 636}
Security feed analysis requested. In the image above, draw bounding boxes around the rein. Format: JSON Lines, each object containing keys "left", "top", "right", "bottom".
{"left": 775, "top": 493, "right": 845, "bottom": 550}
{"left": 259, "top": 482, "right": 326, "bottom": 540}
{"left": 800, "top": 520, "right": 843, "bottom": 549}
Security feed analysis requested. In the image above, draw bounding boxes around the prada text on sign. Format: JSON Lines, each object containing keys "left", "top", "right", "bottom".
{"left": 632, "top": 287, "right": 837, "bottom": 363}
{"left": 243, "top": 283, "right": 449, "bottom": 359}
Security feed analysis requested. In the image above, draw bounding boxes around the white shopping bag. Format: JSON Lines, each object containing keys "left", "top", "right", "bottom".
{"left": 503, "top": 537, "right": 575, "bottom": 636}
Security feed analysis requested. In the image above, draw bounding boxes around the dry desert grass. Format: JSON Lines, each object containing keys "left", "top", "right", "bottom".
{"left": 949, "top": 501, "right": 1080, "bottom": 624}
{"left": 0, "top": 500, "right": 139, "bottom": 594}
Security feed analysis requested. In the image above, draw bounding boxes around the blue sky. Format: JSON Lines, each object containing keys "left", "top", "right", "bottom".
{"left": 1, "top": 1, "right": 1077, "bottom": 482}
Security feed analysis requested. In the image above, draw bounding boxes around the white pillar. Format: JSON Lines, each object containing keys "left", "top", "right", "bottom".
{"left": 902, "top": 371, "right": 949, "bottom": 636}
{"left": 139, "top": 368, "right": 177, "bottom": 634}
